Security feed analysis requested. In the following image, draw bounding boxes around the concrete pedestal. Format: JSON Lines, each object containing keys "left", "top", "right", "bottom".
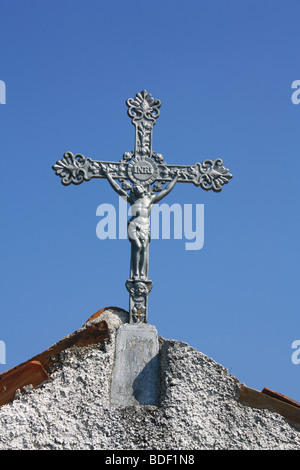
{"left": 110, "top": 323, "right": 159, "bottom": 406}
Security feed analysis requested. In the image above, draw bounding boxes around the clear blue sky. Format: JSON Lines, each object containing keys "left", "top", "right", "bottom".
{"left": 0, "top": 0, "right": 299, "bottom": 402}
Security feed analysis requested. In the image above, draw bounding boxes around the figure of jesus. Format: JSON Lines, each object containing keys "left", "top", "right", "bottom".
{"left": 102, "top": 167, "right": 179, "bottom": 281}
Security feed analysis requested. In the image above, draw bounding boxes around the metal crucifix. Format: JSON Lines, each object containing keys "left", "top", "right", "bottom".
{"left": 52, "top": 90, "right": 233, "bottom": 324}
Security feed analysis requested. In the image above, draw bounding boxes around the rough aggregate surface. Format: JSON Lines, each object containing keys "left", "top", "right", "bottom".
{"left": 0, "top": 309, "right": 299, "bottom": 450}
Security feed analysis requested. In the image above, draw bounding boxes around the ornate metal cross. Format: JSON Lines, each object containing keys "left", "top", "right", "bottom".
{"left": 53, "top": 90, "right": 232, "bottom": 324}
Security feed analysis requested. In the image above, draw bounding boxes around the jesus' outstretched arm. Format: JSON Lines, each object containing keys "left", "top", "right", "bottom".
{"left": 102, "top": 167, "right": 133, "bottom": 203}
{"left": 151, "top": 171, "right": 180, "bottom": 204}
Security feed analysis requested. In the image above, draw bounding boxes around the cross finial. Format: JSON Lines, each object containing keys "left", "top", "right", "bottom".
{"left": 126, "top": 90, "right": 161, "bottom": 160}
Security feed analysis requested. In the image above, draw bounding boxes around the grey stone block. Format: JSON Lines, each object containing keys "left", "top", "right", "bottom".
{"left": 110, "top": 323, "right": 159, "bottom": 406}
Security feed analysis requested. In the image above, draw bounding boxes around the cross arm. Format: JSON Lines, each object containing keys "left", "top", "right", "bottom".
{"left": 52, "top": 152, "right": 232, "bottom": 193}
{"left": 154, "top": 158, "right": 233, "bottom": 193}
{"left": 52, "top": 152, "right": 128, "bottom": 186}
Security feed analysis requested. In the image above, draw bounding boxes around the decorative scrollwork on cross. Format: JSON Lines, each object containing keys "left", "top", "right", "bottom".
{"left": 198, "top": 159, "right": 233, "bottom": 192}
{"left": 52, "top": 152, "right": 94, "bottom": 186}
{"left": 52, "top": 152, "right": 129, "bottom": 186}
{"left": 126, "top": 89, "right": 161, "bottom": 125}
{"left": 125, "top": 280, "right": 153, "bottom": 324}
{"left": 126, "top": 90, "right": 162, "bottom": 159}
{"left": 152, "top": 159, "right": 232, "bottom": 192}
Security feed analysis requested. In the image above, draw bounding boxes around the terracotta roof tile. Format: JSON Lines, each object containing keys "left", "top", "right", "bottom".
{"left": 262, "top": 387, "right": 300, "bottom": 409}
{"left": 238, "top": 384, "right": 300, "bottom": 429}
{"left": 0, "top": 307, "right": 111, "bottom": 407}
